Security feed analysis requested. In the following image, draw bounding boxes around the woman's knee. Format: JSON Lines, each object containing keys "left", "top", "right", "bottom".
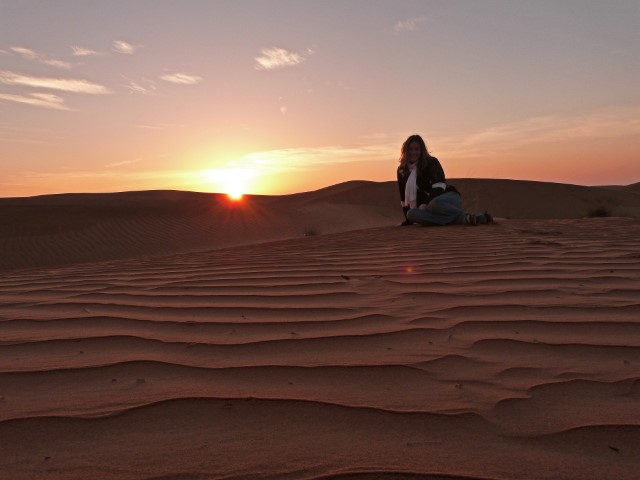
{"left": 427, "top": 197, "right": 446, "bottom": 213}
{"left": 434, "top": 192, "right": 461, "bottom": 209}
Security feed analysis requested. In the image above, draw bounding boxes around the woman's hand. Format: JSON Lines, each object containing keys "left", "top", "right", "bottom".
{"left": 418, "top": 203, "right": 428, "bottom": 210}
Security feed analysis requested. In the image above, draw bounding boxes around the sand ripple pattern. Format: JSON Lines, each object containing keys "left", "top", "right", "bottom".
{"left": 1, "top": 218, "right": 639, "bottom": 479}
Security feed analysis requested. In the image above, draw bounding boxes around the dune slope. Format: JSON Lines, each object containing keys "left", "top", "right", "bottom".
{"left": 1, "top": 179, "right": 639, "bottom": 271}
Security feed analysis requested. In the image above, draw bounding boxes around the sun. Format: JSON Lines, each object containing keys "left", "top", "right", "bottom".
{"left": 201, "top": 167, "right": 255, "bottom": 201}
{"left": 227, "top": 184, "right": 244, "bottom": 201}
{"left": 224, "top": 174, "right": 248, "bottom": 201}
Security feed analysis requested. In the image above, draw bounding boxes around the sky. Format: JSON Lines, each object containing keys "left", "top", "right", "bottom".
{"left": 1, "top": 0, "right": 639, "bottom": 198}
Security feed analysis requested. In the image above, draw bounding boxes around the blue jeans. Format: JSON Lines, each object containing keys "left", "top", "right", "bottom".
{"left": 407, "top": 191, "right": 490, "bottom": 226}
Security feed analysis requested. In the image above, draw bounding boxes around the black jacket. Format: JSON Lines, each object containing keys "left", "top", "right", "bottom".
{"left": 397, "top": 156, "right": 457, "bottom": 208}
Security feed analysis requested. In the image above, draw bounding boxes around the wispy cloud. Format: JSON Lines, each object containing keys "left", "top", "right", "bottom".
{"left": 0, "top": 70, "right": 111, "bottom": 94}
{"left": 234, "top": 108, "right": 637, "bottom": 173}
{"left": 242, "top": 143, "right": 397, "bottom": 171}
{"left": 10, "top": 46, "right": 38, "bottom": 60}
{"left": 125, "top": 81, "right": 156, "bottom": 95}
{"left": 0, "top": 123, "right": 63, "bottom": 143}
{"left": 254, "top": 47, "right": 307, "bottom": 70}
{"left": 393, "top": 16, "right": 425, "bottom": 33}
{"left": 134, "top": 123, "right": 187, "bottom": 130}
{"left": 9, "top": 46, "right": 71, "bottom": 69}
{"left": 122, "top": 75, "right": 157, "bottom": 94}
{"left": 105, "top": 159, "right": 141, "bottom": 168}
{"left": 42, "top": 59, "right": 72, "bottom": 69}
{"left": 0, "top": 92, "right": 70, "bottom": 110}
{"left": 135, "top": 124, "right": 165, "bottom": 130}
{"left": 10, "top": 168, "right": 197, "bottom": 193}
{"left": 437, "top": 106, "right": 640, "bottom": 158}
{"left": 71, "top": 46, "right": 100, "bottom": 57}
{"left": 160, "top": 73, "right": 202, "bottom": 85}
{"left": 113, "top": 40, "right": 138, "bottom": 55}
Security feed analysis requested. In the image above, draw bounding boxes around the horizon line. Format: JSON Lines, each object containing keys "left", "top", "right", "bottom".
{"left": 2, "top": 177, "right": 639, "bottom": 201}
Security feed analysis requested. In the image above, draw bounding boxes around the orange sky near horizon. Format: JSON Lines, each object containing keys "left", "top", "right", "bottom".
{"left": 1, "top": 1, "right": 639, "bottom": 198}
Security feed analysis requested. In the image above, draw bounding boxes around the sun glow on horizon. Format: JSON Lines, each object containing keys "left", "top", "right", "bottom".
{"left": 201, "top": 167, "right": 257, "bottom": 199}
{"left": 227, "top": 190, "right": 244, "bottom": 201}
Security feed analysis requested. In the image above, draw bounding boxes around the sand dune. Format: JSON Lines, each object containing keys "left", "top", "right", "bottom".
{"left": 1, "top": 199, "right": 640, "bottom": 479}
{"left": 1, "top": 178, "right": 639, "bottom": 271}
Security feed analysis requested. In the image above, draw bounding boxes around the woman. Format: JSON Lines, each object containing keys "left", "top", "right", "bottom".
{"left": 397, "top": 134, "right": 493, "bottom": 226}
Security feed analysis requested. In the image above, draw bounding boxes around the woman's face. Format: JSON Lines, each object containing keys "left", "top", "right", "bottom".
{"left": 407, "top": 141, "right": 421, "bottom": 164}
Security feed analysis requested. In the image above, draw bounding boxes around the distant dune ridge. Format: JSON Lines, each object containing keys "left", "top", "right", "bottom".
{"left": 1, "top": 178, "right": 639, "bottom": 270}
{"left": 1, "top": 179, "right": 640, "bottom": 479}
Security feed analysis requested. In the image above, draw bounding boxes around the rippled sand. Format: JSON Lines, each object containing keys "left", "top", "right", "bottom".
{"left": 1, "top": 215, "right": 639, "bottom": 479}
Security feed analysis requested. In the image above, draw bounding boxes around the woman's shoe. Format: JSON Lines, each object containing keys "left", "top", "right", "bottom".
{"left": 464, "top": 213, "right": 477, "bottom": 226}
{"left": 484, "top": 211, "right": 494, "bottom": 224}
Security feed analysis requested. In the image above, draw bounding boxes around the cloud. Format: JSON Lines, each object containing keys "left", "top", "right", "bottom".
{"left": 0, "top": 70, "right": 112, "bottom": 94}
{"left": 394, "top": 16, "right": 425, "bottom": 33}
{"left": 160, "top": 73, "right": 203, "bottom": 85}
{"left": 125, "top": 81, "right": 155, "bottom": 95}
{"left": 436, "top": 106, "right": 640, "bottom": 159}
{"left": 10, "top": 168, "right": 198, "bottom": 194}
{"left": 10, "top": 46, "right": 38, "bottom": 60}
{"left": 242, "top": 143, "right": 397, "bottom": 171}
{"left": 122, "top": 76, "right": 157, "bottom": 95}
{"left": 134, "top": 122, "right": 187, "bottom": 130}
{"left": 71, "top": 46, "right": 100, "bottom": 57}
{"left": 42, "top": 59, "right": 72, "bottom": 69}
{"left": 113, "top": 40, "right": 138, "bottom": 54}
{"left": 0, "top": 92, "right": 70, "bottom": 110}
{"left": 135, "top": 124, "right": 165, "bottom": 130}
{"left": 9, "top": 46, "right": 71, "bottom": 69}
{"left": 105, "top": 159, "right": 141, "bottom": 168}
{"left": 254, "top": 47, "right": 306, "bottom": 70}
{"left": 0, "top": 122, "right": 62, "bottom": 143}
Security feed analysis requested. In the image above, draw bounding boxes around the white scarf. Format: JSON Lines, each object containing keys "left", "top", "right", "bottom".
{"left": 404, "top": 164, "right": 417, "bottom": 209}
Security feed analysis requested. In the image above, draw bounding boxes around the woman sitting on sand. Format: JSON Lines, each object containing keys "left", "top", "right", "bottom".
{"left": 397, "top": 134, "right": 493, "bottom": 226}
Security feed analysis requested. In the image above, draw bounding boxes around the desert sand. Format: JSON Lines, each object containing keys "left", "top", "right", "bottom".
{"left": 0, "top": 179, "right": 639, "bottom": 479}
